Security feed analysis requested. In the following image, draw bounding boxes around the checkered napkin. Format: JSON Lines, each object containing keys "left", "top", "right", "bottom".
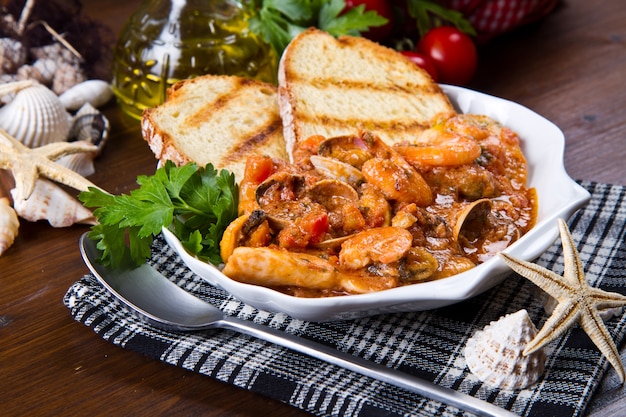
{"left": 441, "top": 0, "right": 560, "bottom": 41}
{"left": 64, "top": 181, "right": 626, "bottom": 417}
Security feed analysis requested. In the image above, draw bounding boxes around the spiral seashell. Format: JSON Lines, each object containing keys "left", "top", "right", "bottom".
{"left": 0, "top": 81, "right": 71, "bottom": 147}
{"left": 465, "top": 309, "right": 546, "bottom": 390}
{"left": 11, "top": 179, "right": 96, "bottom": 228}
{"left": 0, "top": 197, "right": 19, "bottom": 256}
{"left": 69, "top": 103, "right": 110, "bottom": 147}
{"left": 59, "top": 79, "right": 113, "bottom": 111}
{"left": 57, "top": 103, "right": 110, "bottom": 176}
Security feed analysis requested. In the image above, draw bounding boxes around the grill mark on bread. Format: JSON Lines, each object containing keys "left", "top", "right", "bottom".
{"left": 185, "top": 78, "right": 257, "bottom": 127}
{"left": 293, "top": 113, "right": 431, "bottom": 133}
{"left": 287, "top": 73, "right": 444, "bottom": 96}
{"left": 220, "top": 118, "right": 283, "bottom": 166}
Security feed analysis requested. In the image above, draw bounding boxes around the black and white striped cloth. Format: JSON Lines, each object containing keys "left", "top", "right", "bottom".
{"left": 64, "top": 181, "right": 626, "bottom": 417}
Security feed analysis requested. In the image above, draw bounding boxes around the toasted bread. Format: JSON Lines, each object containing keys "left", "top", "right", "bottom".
{"left": 142, "top": 74, "right": 287, "bottom": 181}
{"left": 278, "top": 28, "right": 456, "bottom": 158}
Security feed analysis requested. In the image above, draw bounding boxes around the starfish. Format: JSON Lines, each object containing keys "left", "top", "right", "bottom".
{"left": 0, "top": 128, "right": 100, "bottom": 201}
{"left": 500, "top": 218, "right": 626, "bottom": 383}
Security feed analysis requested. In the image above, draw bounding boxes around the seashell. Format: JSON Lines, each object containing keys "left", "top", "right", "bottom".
{"left": 52, "top": 62, "right": 86, "bottom": 95}
{"left": 310, "top": 155, "right": 364, "bottom": 186}
{"left": 0, "top": 73, "right": 20, "bottom": 91}
{"left": 31, "top": 43, "right": 80, "bottom": 64}
{"left": 0, "top": 197, "right": 20, "bottom": 256}
{"left": 0, "top": 79, "right": 35, "bottom": 101}
{"left": 59, "top": 79, "right": 113, "bottom": 111}
{"left": 465, "top": 309, "right": 546, "bottom": 390}
{"left": 69, "top": 103, "right": 110, "bottom": 149}
{"left": 452, "top": 198, "right": 493, "bottom": 243}
{"left": 16, "top": 58, "right": 58, "bottom": 85}
{"left": 0, "top": 81, "right": 71, "bottom": 147}
{"left": 56, "top": 103, "right": 110, "bottom": 176}
{"left": 0, "top": 37, "right": 27, "bottom": 74}
{"left": 317, "top": 134, "right": 374, "bottom": 168}
{"left": 11, "top": 179, "right": 96, "bottom": 228}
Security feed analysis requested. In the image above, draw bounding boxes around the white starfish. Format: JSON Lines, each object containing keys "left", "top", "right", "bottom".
{"left": 0, "top": 128, "right": 100, "bottom": 200}
{"left": 500, "top": 218, "right": 626, "bottom": 383}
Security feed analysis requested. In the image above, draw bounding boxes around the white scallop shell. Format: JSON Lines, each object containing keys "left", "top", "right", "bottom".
{"left": 0, "top": 197, "right": 19, "bottom": 256}
{"left": 11, "top": 179, "right": 96, "bottom": 228}
{"left": 465, "top": 309, "right": 546, "bottom": 390}
{"left": 0, "top": 81, "right": 71, "bottom": 147}
{"left": 59, "top": 79, "right": 113, "bottom": 111}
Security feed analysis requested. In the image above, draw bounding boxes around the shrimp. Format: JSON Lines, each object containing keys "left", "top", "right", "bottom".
{"left": 339, "top": 226, "right": 413, "bottom": 270}
{"left": 358, "top": 183, "right": 391, "bottom": 228}
{"left": 395, "top": 130, "right": 481, "bottom": 167}
{"left": 361, "top": 157, "right": 432, "bottom": 206}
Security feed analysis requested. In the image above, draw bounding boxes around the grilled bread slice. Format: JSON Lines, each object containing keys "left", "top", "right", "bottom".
{"left": 278, "top": 28, "right": 456, "bottom": 158}
{"left": 142, "top": 74, "right": 287, "bottom": 181}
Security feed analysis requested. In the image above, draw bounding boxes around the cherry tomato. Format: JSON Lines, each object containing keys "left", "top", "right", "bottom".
{"left": 400, "top": 51, "right": 438, "bottom": 82}
{"left": 344, "top": 0, "right": 394, "bottom": 42}
{"left": 417, "top": 26, "right": 477, "bottom": 86}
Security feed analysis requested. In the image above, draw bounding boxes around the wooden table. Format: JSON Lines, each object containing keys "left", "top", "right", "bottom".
{"left": 1, "top": 1, "right": 624, "bottom": 415}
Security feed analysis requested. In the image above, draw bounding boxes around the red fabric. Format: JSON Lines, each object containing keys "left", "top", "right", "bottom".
{"left": 440, "top": 0, "right": 560, "bottom": 41}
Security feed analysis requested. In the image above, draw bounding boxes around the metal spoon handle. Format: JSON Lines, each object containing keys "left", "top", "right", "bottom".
{"left": 220, "top": 317, "right": 517, "bottom": 417}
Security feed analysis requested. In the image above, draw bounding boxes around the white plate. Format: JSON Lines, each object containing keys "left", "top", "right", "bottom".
{"left": 162, "top": 85, "right": 591, "bottom": 322}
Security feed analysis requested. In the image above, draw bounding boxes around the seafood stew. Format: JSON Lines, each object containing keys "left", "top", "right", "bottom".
{"left": 220, "top": 114, "right": 537, "bottom": 297}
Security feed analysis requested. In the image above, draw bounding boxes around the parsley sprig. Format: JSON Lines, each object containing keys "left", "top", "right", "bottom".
{"left": 79, "top": 161, "right": 238, "bottom": 269}
{"left": 406, "top": 0, "right": 476, "bottom": 37}
{"left": 248, "top": 0, "right": 388, "bottom": 56}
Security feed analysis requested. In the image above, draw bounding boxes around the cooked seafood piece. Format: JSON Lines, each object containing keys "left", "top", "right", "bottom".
{"left": 361, "top": 157, "right": 432, "bottom": 206}
{"left": 223, "top": 246, "right": 342, "bottom": 290}
{"left": 339, "top": 227, "right": 413, "bottom": 270}
{"left": 308, "top": 179, "right": 359, "bottom": 213}
{"left": 316, "top": 134, "right": 374, "bottom": 169}
{"left": 395, "top": 128, "right": 481, "bottom": 167}
{"left": 309, "top": 155, "right": 364, "bottom": 186}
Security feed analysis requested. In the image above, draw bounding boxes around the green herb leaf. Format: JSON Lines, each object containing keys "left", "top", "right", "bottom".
{"left": 249, "top": 0, "right": 388, "bottom": 56}
{"left": 406, "top": 0, "right": 476, "bottom": 38}
{"left": 319, "top": 1, "right": 387, "bottom": 36}
{"left": 79, "top": 161, "right": 239, "bottom": 269}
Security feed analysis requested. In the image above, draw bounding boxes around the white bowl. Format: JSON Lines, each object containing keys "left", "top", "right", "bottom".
{"left": 162, "top": 85, "right": 591, "bottom": 322}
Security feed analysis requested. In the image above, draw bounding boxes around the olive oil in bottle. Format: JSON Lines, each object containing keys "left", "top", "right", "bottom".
{"left": 111, "top": 0, "right": 277, "bottom": 120}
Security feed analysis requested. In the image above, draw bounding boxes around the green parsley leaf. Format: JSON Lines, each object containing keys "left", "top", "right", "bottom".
{"left": 79, "top": 161, "right": 239, "bottom": 269}
{"left": 406, "top": 0, "right": 476, "bottom": 38}
{"left": 249, "top": 0, "right": 388, "bottom": 56}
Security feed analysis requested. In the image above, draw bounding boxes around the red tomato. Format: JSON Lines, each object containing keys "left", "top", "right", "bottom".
{"left": 244, "top": 155, "right": 274, "bottom": 184}
{"left": 300, "top": 211, "right": 329, "bottom": 244}
{"left": 344, "top": 0, "right": 394, "bottom": 42}
{"left": 400, "top": 51, "right": 438, "bottom": 82}
{"left": 417, "top": 26, "right": 477, "bottom": 86}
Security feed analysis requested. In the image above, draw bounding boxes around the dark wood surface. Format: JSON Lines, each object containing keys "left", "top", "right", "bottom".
{"left": 1, "top": 1, "right": 624, "bottom": 416}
